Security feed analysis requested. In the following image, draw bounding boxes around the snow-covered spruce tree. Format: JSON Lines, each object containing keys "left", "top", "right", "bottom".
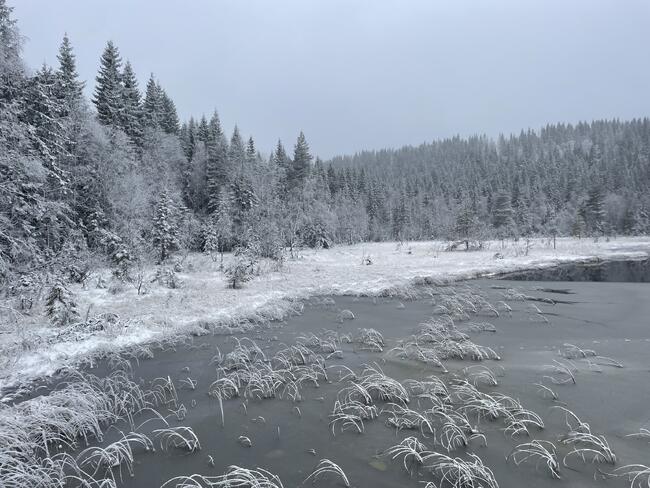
{"left": 152, "top": 190, "right": 179, "bottom": 262}
{"left": 56, "top": 33, "right": 85, "bottom": 107}
{"left": 453, "top": 203, "right": 480, "bottom": 250}
{"left": 92, "top": 41, "right": 123, "bottom": 126}
{"left": 45, "top": 279, "right": 79, "bottom": 326}
{"left": 273, "top": 138, "right": 291, "bottom": 192}
{"left": 142, "top": 74, "right": 162, "bottom": 130}
{"left": 204, "top": 190, "right": 233, "bottom": 269}
{"left": 119, "top": 60, "right": 143, "bottom": 146}
{"left": 492, "top": 190, "right": 515, "bottom": 240}
{"left": 206, "top": 111, "right": 228, "bottom": 214}
{"left": 159, "top": 87, "right": 179, "bottom": 135}
{"left": 228, "top": 125, "right": 246, "bottom": 170}
{"left": 288, "top": 131, "right": 312, "bottom": 189}
{"left": 584, "top": 186, "right": 606, "bottom": 236}
{"left": 22, "top": 64, "right": 70, "bottom": 189}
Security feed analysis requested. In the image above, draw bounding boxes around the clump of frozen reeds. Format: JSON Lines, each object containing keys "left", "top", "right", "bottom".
{"left": 559, "top": 343, "right": 596, "bottom": 359}
{"left": 329, "top": 399, "right": 378, "bottom": 435}
{"left": 423, "top": 452, "right": 499, "bottom": 488}
{"left": 627, "top": 428, "right": 650, "bottom": 443}
{"left": 451, "top": 381, "right": 544, "bottom": 437}
{"left": 463, "top": 365, "right": 499, "bottom": 387}
{"left": 543, "top": 359, "right": 577, "bottom": 385}
{"left": 340, "top": 365, "right": 409, "bottom": 404}
{"left": 354, "top": 328, "right": 385, "bottom": 352}
{"left": 0, "top": 370, "right": 152, "bottom": 488}
{"left": 151, "top": 375, "right": 179, "bottom": 407}
{"left": 304, "top": 459, "right": 350, "bottom": 487}
{"left": 381, "top": 436, "right": 433, "bottom": 475}
{"left": 553, "top": 406, "right": 616, "bottom": 466}
{"left": 601, "top": 464, "right": 650, "bottom": 488}
{"left": 405, "top": 376, "right": 451, "bottom": 410}
{"left": 507, "top": 439, "right": 561, "bottom": 479}
{"left": 436, "top": 410, "right": 486, "bottom": 451}
{"left": 383, "top": 403, "right": 435, "bottom": 436}
{"left": 416, "top": 317, "right": 501, "bottom": 361}
{"left": 161, "top": 465, "right": 284, "bottom": 488}
{"left": 387, "top": 341, "right": 448, "bottom": 372}
{"left": 77, "top": 431, "right": 154, "bottom": 483}
{"left": 220, "top": 338, "right": 267, "bottom": 371}
{"left": 153, "top": 426, "right": 201, "bottom": 452}
{"left": 297, "top": 330, "right": 341, "bottom": 354}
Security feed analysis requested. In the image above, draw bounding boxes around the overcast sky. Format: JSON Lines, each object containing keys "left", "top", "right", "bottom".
{"left": 12, "top": 0, "right": 650, "bottom": 159}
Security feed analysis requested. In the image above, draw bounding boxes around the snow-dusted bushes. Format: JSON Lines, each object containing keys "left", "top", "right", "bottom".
{"left": 45, "top": 280, "right": 79, "bottom": 326}
{"left": 224, "top": 247, "right": 258, "bottom": 289}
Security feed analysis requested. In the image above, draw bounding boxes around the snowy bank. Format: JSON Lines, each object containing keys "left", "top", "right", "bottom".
{"left": 1, "top": 236, "right": 649, "bottom": 399}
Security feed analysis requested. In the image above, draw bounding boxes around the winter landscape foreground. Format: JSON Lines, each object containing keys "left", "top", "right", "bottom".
{"left": 2, "top": 236, "right": 650, "bottom": 488}
{"left": 1, "top": 236, "right": 648, "bottom": 396}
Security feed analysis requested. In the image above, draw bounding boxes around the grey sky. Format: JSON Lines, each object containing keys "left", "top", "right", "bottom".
{"left": 12, "top": 0, "right": 650, "bottom": 159}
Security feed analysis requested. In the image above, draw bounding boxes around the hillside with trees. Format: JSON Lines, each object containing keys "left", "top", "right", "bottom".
{"left": 1, "top": 0, "right": 649, "bottom": 289}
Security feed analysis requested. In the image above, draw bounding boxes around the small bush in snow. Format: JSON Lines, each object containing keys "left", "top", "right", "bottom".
{"left": 224, "top": 247, "right": 257, "bottom": 289}
{"left": 45, "top": 280, "right": 79, "bottom": 326}
{"left": 152, "top": 267, "right": 184, "bottom": 289}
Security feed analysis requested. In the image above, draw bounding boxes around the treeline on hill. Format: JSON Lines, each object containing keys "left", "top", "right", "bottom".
{"left": 1, "top": 0, "right": 649, "bottom": 290}
{"left": 328, "top": 120, "right": 650, "bottom": 244}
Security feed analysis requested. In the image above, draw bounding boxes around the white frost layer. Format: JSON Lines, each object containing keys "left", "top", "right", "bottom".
{"left": 1, "top": 237, "right": 648, "bottom": 397}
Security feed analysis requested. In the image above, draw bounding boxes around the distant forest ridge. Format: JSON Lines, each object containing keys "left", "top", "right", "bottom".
{"left": 326, "top": 118, "right": 650, "bottom": 240}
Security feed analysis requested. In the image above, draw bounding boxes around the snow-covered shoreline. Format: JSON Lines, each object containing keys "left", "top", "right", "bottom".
{"left": 1, "top": 237, "right": 649, "bottom": 399}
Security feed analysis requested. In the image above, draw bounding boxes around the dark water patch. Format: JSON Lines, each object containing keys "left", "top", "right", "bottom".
{"left": 499, "top": 258, "right": 650, "bottom": 282}
{"left": 536, "top": 287, "right": 575, "bottom": 294}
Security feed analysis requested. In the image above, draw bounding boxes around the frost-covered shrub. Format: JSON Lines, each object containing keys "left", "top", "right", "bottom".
{"left": 300, "top": 219, "right": 332, "bottom": 249}
{"left": 152, "top": 266, "right": 184, "bottom": 289}
{"left": 108, "top": 280, "right": 125, "bottom": 295}
{"left": 224, "top": 247, "right": 257, "bottom": 289}
{"left": 45, "top": 280, "right": 79, "bottom": 326}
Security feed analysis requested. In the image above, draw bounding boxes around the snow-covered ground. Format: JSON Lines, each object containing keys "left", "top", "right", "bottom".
{"left": 1, "top": 236, "right": 649, "bottom": 399}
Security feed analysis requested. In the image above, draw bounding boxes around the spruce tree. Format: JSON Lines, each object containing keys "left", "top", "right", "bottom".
{"left": 228, "top": 126, "right": 245, "bottom": 170}
{"left": 142, "top": 74, "right": 162, "bottom": 129}
{"left": 454, "top": 203, "right": 479, "bottom": 250}
{"left": 93, "top": 41, "right": 123, "bottom": 126}
{"left": 273, "top": 139, "right": 289, "bottom": 169}
{"left": 206, "top": 111, "right": 228, "bottom": 213}
{"left": 119, "top": 61, "right": 143, "bottom": 145}
{"left": 23, "top": 64, "right": 69, "bottom": 187}
{"left": 56, "top": 34, "right": 85, "bottom": 106}
{"left": 159, "top": 87, "right": 179, "bottom": 134}
{"left": 585, "top": 186, "right": 606, "bottom": 235}
{"left": 289, "top": 131, "right": 312, "bottom": 189}
{"left": 492, "top": 190, "right": 515, "bottom": 238}
{"left": 246, "top": 136, "right": 256, "bottom": 165}
{"left": 204, "top": 189, "right": 233, "bottom": 269}
{"left": 196, "top": 115, "right": 210, "bottom": 144}
{"left": 152, "top": 190, "right": 179, "bottom": 262}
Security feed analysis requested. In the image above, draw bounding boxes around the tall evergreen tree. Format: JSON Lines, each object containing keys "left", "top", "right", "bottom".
{"left": 289, "top": 131, "right": 312, "bottom": 189}
{"left": 492, "top": 190, "right": 515, "bottom": 236}
{"left": 584, "top": 186, "right": 606, "bottom": 235}
{"left": 119, "top": 61, "right": 143, "bottom": 145}
{"left": 245, "top": 136, "right": 256, "bottom": 165}
{"left": 228, "top": 126, "right": 245, "bottom": 170}
{"left": 206, "top": 111, "right": 228, "bottom": 214}
{"left": 152, "top": 189, "right": 179, "bottom": 262}
{"left": 92, "top": 41, "right": 123, "bottom": 126}
{"left": 142, "top": 74, "right": 162, "bottom": 129}
{"left": 159, "top": 87, "right": 179, "bottom": 134}
{"left": 56, "top": 34, "right": 85, "bottom": 106}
